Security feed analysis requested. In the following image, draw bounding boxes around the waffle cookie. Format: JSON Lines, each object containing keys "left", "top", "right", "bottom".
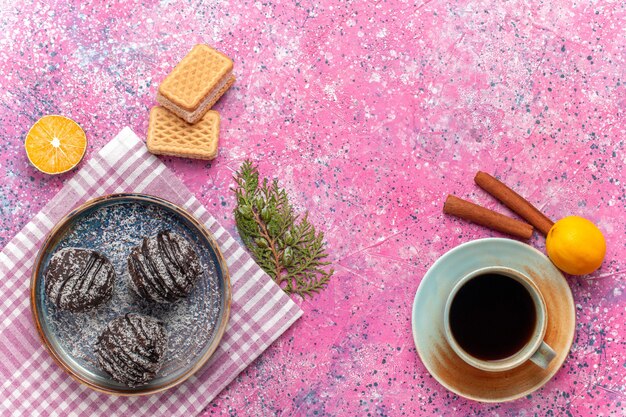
{"left": 156, "top": 44, "right": 235, "bottom": 124}
{"left": 147, "top": 106, "right": 220, "bottom": 160}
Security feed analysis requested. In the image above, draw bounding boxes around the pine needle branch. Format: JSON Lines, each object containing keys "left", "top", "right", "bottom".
{"left": 232, "top": 160, "right": 333, "bottom": 298}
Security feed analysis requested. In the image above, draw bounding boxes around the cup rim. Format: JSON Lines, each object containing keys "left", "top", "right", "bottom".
{"left": 443, "top": 266, "right": 548, "bottom": 372}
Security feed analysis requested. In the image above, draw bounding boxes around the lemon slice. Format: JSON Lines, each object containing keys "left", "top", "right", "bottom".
{"left": 25, "top": 115, "right": 87, "bottom": 174}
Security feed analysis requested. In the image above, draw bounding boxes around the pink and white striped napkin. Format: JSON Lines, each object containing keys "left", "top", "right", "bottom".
{"left": 0, "top": 127, "right": 302, "bottom": 417}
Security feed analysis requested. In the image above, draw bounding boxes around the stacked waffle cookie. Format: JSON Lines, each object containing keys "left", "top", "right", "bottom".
{"left": 147, "top": 44, "right": 235, "bottom": 160}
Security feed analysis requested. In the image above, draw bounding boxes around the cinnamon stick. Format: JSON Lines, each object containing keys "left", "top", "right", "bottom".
{"left": 474, "top": 171, "right": 554, "bottom": 236}
{"left": 443, "top": 195, "right": 534, "bottom": 239}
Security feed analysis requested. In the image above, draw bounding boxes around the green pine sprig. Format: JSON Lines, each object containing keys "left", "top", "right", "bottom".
{"left": 232, "top": 160, "right": 333, "bottom": 298}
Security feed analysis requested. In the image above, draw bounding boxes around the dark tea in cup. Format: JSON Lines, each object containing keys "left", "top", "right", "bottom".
{"left": 448, "top": 273, "right": 537, "bottom": 360}
{"left": 443, "top": 266, "right": 556, "bottom": 371}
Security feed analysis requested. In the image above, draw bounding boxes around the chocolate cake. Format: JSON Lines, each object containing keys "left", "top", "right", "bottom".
{"left": 95, "top": 313, "right": 167, "bottom": 387}
{"left": 44, "top": 248, "right": 115, "bottom": 312}
{"left": 128, "top": 230, "right": 203, "bottom": 303}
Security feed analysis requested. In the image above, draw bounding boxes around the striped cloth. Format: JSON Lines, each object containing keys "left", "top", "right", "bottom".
{"left": 0, "top": 127, "right": 302, "bottom": 417}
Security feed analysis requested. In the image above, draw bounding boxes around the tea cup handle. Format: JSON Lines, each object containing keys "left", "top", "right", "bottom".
{"left": 529, "top": 341, "right": 556, "bottom": 369}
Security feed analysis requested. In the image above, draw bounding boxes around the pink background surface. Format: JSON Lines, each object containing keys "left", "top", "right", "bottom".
{"left": 0, "top": 0, "right": 624, "bottom": 416}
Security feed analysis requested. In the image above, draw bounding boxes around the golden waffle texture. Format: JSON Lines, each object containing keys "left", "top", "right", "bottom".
{"left": 157, "top": 44, "right": 234, "bottom": 122}
{"left": 146, "top": 106, "right": 220, "bottom": 160}
{"left": 157, "top": 75, "right": 235, "bottom": 124}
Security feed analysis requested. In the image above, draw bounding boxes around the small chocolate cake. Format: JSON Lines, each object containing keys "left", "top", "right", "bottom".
{"left": 95, "top": 313, "right": 167, "bottom": 387}
{"left": 44, "top": 248, "right": 115, "bottom": 312}
{"left": 128, "top": 230, "right": 203, "bottom": 303}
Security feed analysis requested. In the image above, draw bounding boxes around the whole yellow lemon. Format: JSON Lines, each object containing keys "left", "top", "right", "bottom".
{"left": 546, "top": 216, "right": 606, "bottom": 275}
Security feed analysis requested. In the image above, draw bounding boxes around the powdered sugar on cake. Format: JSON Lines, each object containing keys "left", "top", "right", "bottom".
{"left": 45, "top": 248, "right": 115, "bottom": 312}
{"left": 95, "top": 313, "right": 167, "bottom": 387}
{"left": 128, "top": 230, "right": 203, "bottom": 303}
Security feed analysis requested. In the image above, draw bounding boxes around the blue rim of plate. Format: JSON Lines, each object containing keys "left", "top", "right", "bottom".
{"left": 30, "top": 193, "right": 231, "bottom": 396}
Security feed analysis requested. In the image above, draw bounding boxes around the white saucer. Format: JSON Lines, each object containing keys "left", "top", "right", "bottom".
{"left": 412, "top": 238, "right": 575, "bottom": 402}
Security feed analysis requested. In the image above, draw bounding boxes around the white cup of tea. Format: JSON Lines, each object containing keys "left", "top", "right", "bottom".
{"left": 443, "top": 266, "right": 556, "bottom": 372}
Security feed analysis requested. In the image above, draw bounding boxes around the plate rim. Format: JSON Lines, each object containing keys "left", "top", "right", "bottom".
{"left": 30, "top": 193, "right": 232, "bottom": 396}
{"left": 411, "top": 237, "right": 576, "bottom": 402}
